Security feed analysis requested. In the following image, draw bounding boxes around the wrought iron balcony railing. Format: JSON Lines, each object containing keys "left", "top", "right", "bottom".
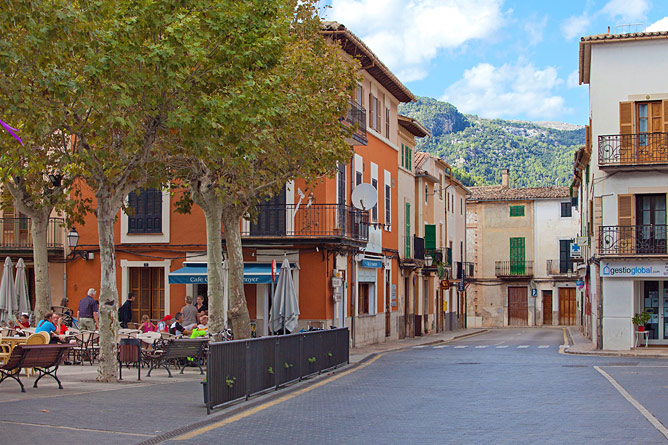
{"left": 344, "top": 99, "right": 367, "bottom": 145}
{"left": 546, "top": 259, "right": 575, "bottom": 275}
{"left": 456, "top": 261, "right": 474, "bottom": 279}
{"left": 495, "top": 260, "right": 534, "bottom": 277}
{"left": 0, "top": 217, "right": 64, "bottom": 249}
{"left": 599, "top": 225, "right": 667, "bottom": 256}
{"left": 599, "top": 133, "right": 668, "bottom": 167}
{"left": 243, "top": 204, "right": 369, "bottom": 243}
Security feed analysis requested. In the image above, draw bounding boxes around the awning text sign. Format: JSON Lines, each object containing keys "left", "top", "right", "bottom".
{"left": 600, "top": 260, "right": 668, "bottom": 277}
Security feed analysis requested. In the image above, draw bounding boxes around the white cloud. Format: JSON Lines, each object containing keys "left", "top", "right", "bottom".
{"left": 601, "top": 0, "right": 650, "bottom": 21}
{"left": 524, "top": 16, "right": 548, "bottom": 46}
{"left": 567, "top": 69, "right": 580, "bottom": 88}
{"left": 440, "top": 62, "right": 571, "bottom": 120}
{"left": 647, "top": 17, "right": 668, "bottom": 31}
{"left": 326, "top": 0, "right": 505, "bottom": 82}
{"left": 561, "top": 15, "right": 591, "bottom": 40}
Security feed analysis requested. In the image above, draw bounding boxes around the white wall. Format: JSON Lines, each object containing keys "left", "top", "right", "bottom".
{"left": 533, "top": 199, "right": 580, "bottom": 279}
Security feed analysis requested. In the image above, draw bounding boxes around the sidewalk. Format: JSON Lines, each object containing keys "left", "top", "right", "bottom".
{"left": 350, "top": 328, "right": 487, "bottom": 363}
{"left": 564, "top": 326, "right": 668, "bottom": 359}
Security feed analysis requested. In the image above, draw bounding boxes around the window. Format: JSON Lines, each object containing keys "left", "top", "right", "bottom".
{"left": 460, "top": 198, "right": 463, "bottom": 215}
{"left": 403, "top": 146, "right": 412, "bottom": 171}
{"left": 424, "top": 224, "right": 436, "bottom": 250}
{"left": 447, "top": 193, "right": 449, "bottom": 212}
{"left": 337, "top": 163, "right": 346, "bottom": 205}
{"left": 385, "top": 107, "right": 390, "bottom": 138}
{"left": 385, "top": 184, "right": 391, "bottom": 226}
{"left": 425, "top": 184, "right": 429, "bottom": 204}
{"left": 405, "top": 203, "right": 411, "bottom": 258}
{"left": 355, "top": 84, "right": 363, "bottom": 105}
{"left": 400, "top": 144, "right": 404, "bottom": 168}
{"left": 371, "top": 178, "right": 378, "bottom": 222}
{"left": 368, "top": 94, "right": 380, "bottom": 132}
{"left": 509, "top": 205, "right": 524, "bottom": 217}
{"left": 439, "top": 175, "right": 443, "bottom": 200}
{"left": 128, "top": 188, "right": 162, "bottom": 233}
{"left": 358, "top": 282, "right": 370, "bottom": 314}
{"left": 560, "top": 202, "right": 572, "bottom": 218}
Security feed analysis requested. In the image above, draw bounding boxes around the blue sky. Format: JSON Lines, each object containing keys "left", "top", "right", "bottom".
{"left": 323, "top": 0, "right": 668, "bottom": 125}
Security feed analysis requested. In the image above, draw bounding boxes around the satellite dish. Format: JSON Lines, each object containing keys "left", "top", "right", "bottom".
{"left": 351, "top": 183, "right": 378, "bottom": 211}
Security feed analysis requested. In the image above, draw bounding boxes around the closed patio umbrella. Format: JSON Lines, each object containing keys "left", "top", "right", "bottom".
{"left": 15, "top": 258, "right": 30, "bottom": 313}
{"left": 269, "top": 258, "right": 299, "bottom": 334}
{"left": 0, "top": 257, "right": 16, "bottom": 323}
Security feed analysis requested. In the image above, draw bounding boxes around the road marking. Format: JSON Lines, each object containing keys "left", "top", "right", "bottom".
{"left": 453, "top": 346, "right": 468, "bottom": 349}
{"left": 413, "top": 345, "right": 427, "bottom": 349}
{"left": 0, "top": 420, "right": 152, "bottom": 437}
{"left": 433, "top": 345, "right": 449, "bottom": 349}
{"left": 474, "top": 345, "right": 488, "bottom": 349}
{"left": 173, "top": 354, "right": 385, "bottom": 440}
{"left": 563, "top": 328, "right": 569, "bottom": 346}
{"left": 538, "top": 345, "right": 550, "bottom": 348}
{"left": 517, "top": 345, "right": 529, "bottom": 349}
{"left": 496, "top": 345, "right": 509, "bottom": 349}
{"left": 595, "top": 366, "right": 668, "bottom": 440}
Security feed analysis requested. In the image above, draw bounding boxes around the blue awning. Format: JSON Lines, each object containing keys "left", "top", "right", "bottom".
{"left": 168, "top": 262, "right": 292, "bottom": 285}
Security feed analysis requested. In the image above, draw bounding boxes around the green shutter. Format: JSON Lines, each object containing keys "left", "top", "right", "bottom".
{"left": 424, "top": 224, "right": 436, "bottom": 250}
{"left": 405, "top": 203, "right": 411, "bottom": 258}
{"left": 509, "top": 205, "right": 525, "bottom": 217}
{"left": 401, "top": 144, "right": 404, "bottom": 167}
{"left": 509, "top": 237, "right": 525, "bottom": 275}
{"left": 408, "top": 148, "right": 412, "bottom": 171}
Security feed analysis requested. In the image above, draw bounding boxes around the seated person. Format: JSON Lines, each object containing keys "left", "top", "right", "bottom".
{"left": 35, "top": 312, "right": 66, "bottom": 343}
{"left": 195, "top": 295, "right": 208, "bottom": 323}
{"left": 15, "top": 313, "right": 30, "bottom": 329}
{"left": 169, "top": 312, "right": 193, "bottom": 336}
{"left": 53, "top": 314, "right": 68, "bottom": 335}
{"left": 190, "top": 315, "right": 209, "bottom": 338}
{"left": 197, "top": 314, "right": 209, "bottom": 330}
{"left": 138, "top": 314, "right": 156, "bottom": 333}
{"left": 156, "top": 315, "right": 172, "bottom": 332}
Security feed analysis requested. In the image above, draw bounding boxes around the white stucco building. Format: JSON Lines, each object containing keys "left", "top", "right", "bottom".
{"left": 578, "top": 31, "right": 668, "bottom": 349}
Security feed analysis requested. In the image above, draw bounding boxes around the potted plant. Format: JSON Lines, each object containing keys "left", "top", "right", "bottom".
{"left": 632, "top": 312, "right": 651, "bottom": 331}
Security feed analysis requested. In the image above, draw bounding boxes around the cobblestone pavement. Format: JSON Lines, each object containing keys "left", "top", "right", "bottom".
{"left": 166, "top": 328, "right": 668, "bottom": 444}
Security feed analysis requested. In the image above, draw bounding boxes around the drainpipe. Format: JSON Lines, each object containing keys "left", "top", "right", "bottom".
{"left": 350, "top": 154, "right": 356, "bottom": 348}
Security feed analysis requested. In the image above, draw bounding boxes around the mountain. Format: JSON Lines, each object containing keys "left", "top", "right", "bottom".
{"left": 398, "top": 97, "right": 584, "bottom": 188}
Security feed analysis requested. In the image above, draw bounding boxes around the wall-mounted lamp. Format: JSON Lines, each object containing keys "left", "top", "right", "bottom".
{"left": 67, "top": 227, "right": 92, "bottom": 261}
{"left": 424, "top": 255, "right": 433, "bottom": 267}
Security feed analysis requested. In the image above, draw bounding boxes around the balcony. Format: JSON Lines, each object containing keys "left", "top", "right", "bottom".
{"left": 243, "top": 204, "right": 369, "bottom": 245}
{"left": 546, "top": 259, "right": 575, "bottom": 276}
{"left": 495, "top": 260, "right": 534, "bottom": 278}
{"left": 456, "top": 261, "right": 474, "bottom": 279}
{"left": 598, "top": 133, "right": 668, "bottom": 169}
{"left": 343, "top": 99, "right": 367, "bottom": 146}
{"left": 0, "top": 217, "right": 65, "bottom": 251}
{"left": 599, "top": 225, "right": 667, "bottom": 256}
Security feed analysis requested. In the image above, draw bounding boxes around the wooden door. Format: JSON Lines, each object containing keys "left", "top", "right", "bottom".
{"left": 558, "top": 287, "right": 576, "bottom": 325}
{"left": 542, "top": 290, "right": 553, "bottom": 326}
{"left": 129, "top": 267, "right": 165, "bottom": 323}
{"left": 508, "top": 286, "right": 528, "bottom": 326}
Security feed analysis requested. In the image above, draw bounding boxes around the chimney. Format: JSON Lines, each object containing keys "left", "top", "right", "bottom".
{"left": 501, "top": 169, "right": 509, "bottom": 187}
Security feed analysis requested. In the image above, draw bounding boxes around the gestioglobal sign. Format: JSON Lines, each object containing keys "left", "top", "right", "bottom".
{"left": 600, "top": 261, "right": 668, "bottom": 277}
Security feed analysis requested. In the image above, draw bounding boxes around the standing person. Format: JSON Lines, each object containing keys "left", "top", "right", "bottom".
{"left": 77, "top": 288, "right": 99, "bottom": 331}
{"left": 118, "top": 292, "right": 136, "bottom": 328}
{"left": 181, "top": 296, "right": 197, "bottom": 330}
{"left": 195, "top": 295, "right": 208, "bottom": 323}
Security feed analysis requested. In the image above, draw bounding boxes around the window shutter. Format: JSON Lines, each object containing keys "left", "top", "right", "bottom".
{"left": 650, "top": 101, "right": 662, "bottom": 132}
{"left": 424, "top": 224, "right": 436, "bottom": 250}
{"left": 405, "top": 203, "right": 411, "bottom": 258}
{"left": 663, "top": 100, "right": 668, "bottom": 133}
{"left": 369, "top": 93, "right": 373, "bottom": 127}
{"left": 401, "top": 144, "right": 404, "bottom": 167}
{"left": 618, "top": 194, "right": 634, "bottom": 226}
{"left": 376, "top": 98, "right": 381, "bottom": 131}
{"left": 619, "top": 101, "right": 634, "bottom": 135}
{"left": 585, "top": 125, "right": 591, "bottom": 152}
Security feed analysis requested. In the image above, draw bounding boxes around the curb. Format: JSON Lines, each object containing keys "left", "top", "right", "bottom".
{"left": 563, "top": 348, "right": 668, "bottom": 359}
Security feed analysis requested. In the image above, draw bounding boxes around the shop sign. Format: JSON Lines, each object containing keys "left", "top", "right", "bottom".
{"left": 570, "top": 243, "right": 582, "bottom": 259}
{"left": 576, "top": 280, "right": 584, "bottom": 291}
{"left": 361, "top": 259, "right": 383, "bottom": 269}
{"left": 391, "top": 285, "right": 397, "bottom": 307}
{"left": 600, "top": 260, "right": 668, "bottom": 277}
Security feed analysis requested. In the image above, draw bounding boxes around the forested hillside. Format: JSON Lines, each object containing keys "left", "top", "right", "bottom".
{"left": 399, "top": 97, "right": 584, "bottom": 187}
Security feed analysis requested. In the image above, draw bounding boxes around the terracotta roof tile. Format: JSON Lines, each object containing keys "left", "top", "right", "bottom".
{"left": 469, "top": 186, "right": 570, "bottom": 201}
{"left": 414, "top": 151, "right": 430, "bottom": 169}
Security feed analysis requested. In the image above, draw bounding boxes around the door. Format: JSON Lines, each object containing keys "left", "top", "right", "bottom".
{"left": 636, "top": 194, "right": 667, "bottom": 254}
{"left": 559, "top": 240, "right": 573, "bottom": 274}
{"left": 508, "top": 286, "right": 528, "bottom": 326}
{"left": 251, "top": 186, "right": 286, "bottom": 236}
{"left": 636, "top": 101, "right": 662, "bottom": 163}
{"left": 385, "top": 271, "right": 391, "bottom": 337}
{"left": 510, "top": 237, "right": 525, "bottom": 275}
{"left": 558, "top": 287, "right": 576, "bottom": 325}
{"left": 129, "top": 267, "right": 165, "bottom": 323}
{"left": 542, "top": 290, "right": 553, "bottom": 326}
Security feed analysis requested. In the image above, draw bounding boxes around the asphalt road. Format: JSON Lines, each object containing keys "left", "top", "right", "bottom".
{"left": 166, "top": 328, "right": 668, "bottom": 444}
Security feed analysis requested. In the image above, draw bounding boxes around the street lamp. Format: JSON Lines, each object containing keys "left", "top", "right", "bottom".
{"left": 67, "top": 227, "right": 90, "bottom": 261}
{"left": 424, "top": 255, "right": 433, "bottom": 267}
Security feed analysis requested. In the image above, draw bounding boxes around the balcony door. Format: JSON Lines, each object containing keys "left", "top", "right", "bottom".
{"left": 559, "top": 240, "right": 573, "bottom": 274}
{"left": 251, "top": 186, "right": 286, "bottom": 236}
{"left": 636, "top": 101, "right": 662, "bottom": 162}
{"left": 636, "top": 194, "right": 667, "bottom": 254}
{"left": 510, "top": 237, "right": 525, "bottom": 275}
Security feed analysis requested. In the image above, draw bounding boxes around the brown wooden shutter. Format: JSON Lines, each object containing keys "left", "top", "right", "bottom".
{"left": 619, "top": 101, "right": 634, "bottom": 164}
{"left": 617, "top": 194, "right": 634, "bottom": 254}
{"left": 585, "top": 125, "right": 591, "bottom": 152}
{"left": 369, "top": 93, "right": 373, "bottom": 127}
{"left": 663, "top": 100, "right": 668, "bottom": 132}
{"left": 376, "top": 98, "right": 381, "bottom": 131}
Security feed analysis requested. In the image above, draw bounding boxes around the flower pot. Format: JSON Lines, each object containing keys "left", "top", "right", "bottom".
{"left": 638, "top": 326, "right": 645, "bottom": 332}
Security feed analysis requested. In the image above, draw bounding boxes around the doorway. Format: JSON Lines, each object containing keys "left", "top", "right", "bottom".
{"left": 129, "top": 267, "right": 165, "bottom": 323}
{"left": 636, "top": 194, "right": 667, "bottom": 254}
{"left": 558, "top": 287, "right": 576, "bottom": 325}
{"left": 640, "top": 281, "right": 668, "bottom": 343}
{"left": 542, "top": 290, "right": 553, "bottom": 326}
{"left": 508, "top": 286, "right": 528, "bottom": 326}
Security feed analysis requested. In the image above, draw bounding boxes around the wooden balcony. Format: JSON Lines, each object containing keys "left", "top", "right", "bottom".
{"left": 0, "top": 217, "right": 65, "bottom": 253}
{"left": 495, "top": 260, "right": 533, "bottom": 279}
{"left": 599, "top": 225, "right": 667, "bottom": 256}
{"left": 598, "top": 133, "right": 668, "bottom": 170}
{"left": 242, "top": 204, "right": 369, "bottom": 246}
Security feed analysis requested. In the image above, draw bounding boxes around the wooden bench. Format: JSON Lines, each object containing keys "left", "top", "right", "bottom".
{"left": 0, "top": 344, "right": 72, "bottom": 392}
{"left": 146, "top": 338, "right": 207, "bottom": 377}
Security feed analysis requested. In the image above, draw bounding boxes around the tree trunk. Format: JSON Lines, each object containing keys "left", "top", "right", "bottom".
{"left": 221, "top": 209, "right": 251, "bottom": 339}
{"left": 95, "top": 196, "right": 120, "bottom": 383}
{"left": 30, "top": 210, "right": 52, "bottom": 321}
{"left": 203, "top": 204, "right": 225, "bottom": 334}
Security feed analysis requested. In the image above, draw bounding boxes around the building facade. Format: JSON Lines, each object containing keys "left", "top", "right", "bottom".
{"left": 577, "top": 31, "right": 668, "bottom": 349}
{"left": 467, "top": 170, "right": 579, "bottom": 327}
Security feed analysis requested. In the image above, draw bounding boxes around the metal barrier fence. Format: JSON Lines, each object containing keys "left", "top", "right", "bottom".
{"left": 205, "top": 328, "right": 349, "bottom": 413}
